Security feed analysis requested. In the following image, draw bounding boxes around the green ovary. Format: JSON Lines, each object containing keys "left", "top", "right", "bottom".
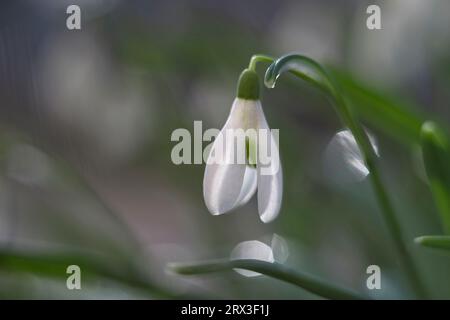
{"left": 246, "top": 136, "right": 257, "bottom": 168}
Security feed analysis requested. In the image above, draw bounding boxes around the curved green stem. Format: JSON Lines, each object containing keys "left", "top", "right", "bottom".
{"left": 248, "top": 54, "right": 274, "bottom": 71}
{"left": 263, "top": 54, "right": 427, "bottom": 298}
{"left": 168, "top": 259, "right": 367, "bottom": 300}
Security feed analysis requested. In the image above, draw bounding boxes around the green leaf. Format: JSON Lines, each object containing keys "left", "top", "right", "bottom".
{"left": 168, "top": 259, "right": 367, "bottom": 300}
{"left": 330, "top": 68, "right": 425, "bottom": 146}
{"left": 415, "top": 235, "right": 450, "bottom": 251}
{"left": 420, "top": 121, "right": 450, "bottom": 234}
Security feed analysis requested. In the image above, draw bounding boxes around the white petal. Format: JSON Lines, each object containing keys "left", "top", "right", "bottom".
{"left": 271, "top": 234, "right": 289, "bottom": 264}
{"left": 230, "top": 240, "right": 274, "bottom": 277}
{"left": 203, "top": 138, "right": 246, "bottom": 215}
{"left": 235, "top": 166, "right": 257, "bottom": 207}
{"left": 203, "top": 98, "right": 257, "bottom": 215}
{"left": 257, "top": 167, "right": 282, "bottom": 223}
{"left": 255, "top": 102, "right": 283, "bottom": 223}
{"left": 324, "top": 129, "right": 379, "bottom": 184}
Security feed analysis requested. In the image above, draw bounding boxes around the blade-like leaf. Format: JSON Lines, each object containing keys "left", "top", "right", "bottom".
{"left": 420, "top": 121, "right": 450, "bottom": 234}
{"left": 330, "top": 68, "right": 425, "bottom": 146}
{"left": 415, "top": 236, "right": 450, "bottom": 251}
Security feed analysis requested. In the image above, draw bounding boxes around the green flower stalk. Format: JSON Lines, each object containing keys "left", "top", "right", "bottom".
{"left": 262, "top": 54, "right": 427, "bottom": 298}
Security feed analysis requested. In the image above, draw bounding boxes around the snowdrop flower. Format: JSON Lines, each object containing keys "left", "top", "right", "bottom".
{"left": 203, "top": 69, "right": 282, "bottom": 223}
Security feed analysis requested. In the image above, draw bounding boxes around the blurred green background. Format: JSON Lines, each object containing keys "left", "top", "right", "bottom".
{"left": 0, "top": 0, "right": 450, "bottom": 299}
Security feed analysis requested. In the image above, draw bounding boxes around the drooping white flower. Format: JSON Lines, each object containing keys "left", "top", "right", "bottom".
{"left": 203, "top": 69, "right": 282, "bottom": 223}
